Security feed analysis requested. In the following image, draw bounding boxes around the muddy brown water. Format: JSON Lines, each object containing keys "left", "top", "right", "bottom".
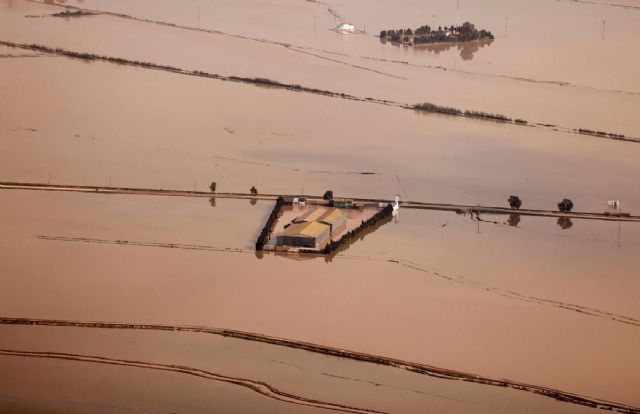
{"left": 1, "top": 0, "right": 639, "bottom": 411}
{"left": 1, "top": 55, "right": 639, "bottom": 212}
{"left": 0, "top": 191, "right": 639, "bottom": 408}
{"left": 1, "top": 0, "right": 639, "bottom": 135}
{"left": 0, "top": 324, "right": 609, "bottom": 414}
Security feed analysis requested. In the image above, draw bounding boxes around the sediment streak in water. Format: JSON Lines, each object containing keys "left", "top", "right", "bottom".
{"left": 1, "top": 317, "right": 638, "bottom": 413}
{"left": 0, "top": 39, "right": 637, "bottom": 144}
{"left": 0, "top": 348, "right": 386, "bottom": 414}
{"left": 34, "top": 234, "right": 640, "bottom": 329}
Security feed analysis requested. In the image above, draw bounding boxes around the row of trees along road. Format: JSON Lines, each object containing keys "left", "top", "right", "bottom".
{"left": 508, "top": 195, "right": 574, "bottom": 213}
{"left": 209, "top": 181, "right": 258, "bottom": 196}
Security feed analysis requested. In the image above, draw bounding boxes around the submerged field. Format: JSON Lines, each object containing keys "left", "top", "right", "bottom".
{"left": 1, "top": 0, "right": 639, "bottom": 412}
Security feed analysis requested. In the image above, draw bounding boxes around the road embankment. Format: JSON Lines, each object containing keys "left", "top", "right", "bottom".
{"left": 2, "top": 181, "right": 638, "bottom": 223}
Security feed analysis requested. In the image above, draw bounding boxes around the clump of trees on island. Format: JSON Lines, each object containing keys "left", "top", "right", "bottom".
{"left": 380, "top": 22, "right": 494, "bottom": 46}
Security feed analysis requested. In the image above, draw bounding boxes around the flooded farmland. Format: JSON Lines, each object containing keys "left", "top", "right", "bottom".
{"left": 1, "top": 0, "right": 639, "bottom": 412}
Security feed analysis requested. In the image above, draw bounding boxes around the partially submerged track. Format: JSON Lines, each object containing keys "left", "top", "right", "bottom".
{"left": 1, "top": 317, "right": 638, "bottom": 413}
{"left": 2, "top": 181, "right": 639, "bottom": 223}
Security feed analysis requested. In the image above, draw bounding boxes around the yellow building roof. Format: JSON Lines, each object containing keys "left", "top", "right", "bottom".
{"left": 319, "top": 208, "right": 346, "bottom": 224}
{"left": 278, "top": 221, "right": 329, "bottom": 238}
{"left": 295, "top": 208, "right": 328, "bottom": 223}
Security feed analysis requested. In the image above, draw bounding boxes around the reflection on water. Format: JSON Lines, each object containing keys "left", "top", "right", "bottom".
{"left": 250, "top": 198, "right": 257, "bottom": 206}
{"left": 557, "top": 216, "right": 573, "bottom": 230}
{"left": 209, "top": 197, "right": 216, "bottom": 207}
{"left": 380, "top": 38, "right": 494, "bottom": 60}
{"left": 508, "top": 214, "right": 521, "bottom": 227}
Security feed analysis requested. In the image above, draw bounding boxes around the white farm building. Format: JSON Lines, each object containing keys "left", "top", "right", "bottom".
{"left": 337, "top": 22, "right": 355, "bottom": 32}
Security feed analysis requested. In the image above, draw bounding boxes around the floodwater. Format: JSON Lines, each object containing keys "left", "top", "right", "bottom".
{"left": 0, "top": 324, "right": 605, "bottom": 414}
{"left": 0, "top": 191, "right": 639, "bottom": 409}
{"left": 1, "top": 56, "right": 640, "bottom": 212}
{"left": 1, "top": 0, "right": 639, "bottom": 412}
{"left": 1, "top": 0, "right": 639, "bottom": 135}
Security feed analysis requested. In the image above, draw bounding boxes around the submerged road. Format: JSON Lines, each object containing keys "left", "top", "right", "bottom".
{"left": 2, "top": 181, "right": 639, "bottom": 223}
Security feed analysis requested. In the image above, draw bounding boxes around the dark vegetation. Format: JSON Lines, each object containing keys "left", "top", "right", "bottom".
{"left": 1, "top": 42, "right": 362, "bottom": 102}
{"left": 380, "top": 22, "right": 493, "bottom": 45}
{"left": 558, "top": 198, "right": 574, "bottom": 213}
{"left": 575, "top": 128, "right": 627, "bottom": 140}
{"left": 464, "top": 110, "right": 511, "bottom": 122}
{"left": 413, "top": 102, "right": 512, "bottom": 123}
{"left": 508, "top": 195, "right": 522, "bottom": 210}
{"left": 413, "top": 102, "right": 462, "bottom": 116}
{"left": 209, "top": 181, "right": 217, "bottom": 193}
{"left": 323, "top": 190, "right": 334, "bottom": 200}
{"left": 250, "top": 186, "right": 258, "bottom": 195}
{"left": 51, "top": 10, "right": 95, "bottom": 18}
{"left": 255, "top": 196, "right": 284, "bottom": 251}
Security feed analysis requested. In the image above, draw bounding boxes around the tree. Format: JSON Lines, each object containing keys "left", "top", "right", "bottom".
{"left": 323, "top": 190, "right": 334, "bottom": 200}
{"left": 508, "top": 195, "right": 522, "bottom": 210}
{"left": 209, "top": 181, "right": 217, "bottom": 193}
{"left": 558, "top": 198, "right": 574, "bottom": 213}
{"left": 250, "top": 186, "right": 258, "bottom": 196}
{"left": 380, "top": 30, "right": 387, "bottom": 38}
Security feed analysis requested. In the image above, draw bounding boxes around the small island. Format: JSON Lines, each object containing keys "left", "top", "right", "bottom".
{"left": 379, "top": 21, "right": 494, "bottom": 46}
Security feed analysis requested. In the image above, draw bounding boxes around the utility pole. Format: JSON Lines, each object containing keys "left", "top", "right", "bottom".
{"left": 617, "top": 201, "right": 621, "bottom": 248}
{"left": 197, "top": 4, "right": 200, "bottom": 28}
{"left": 505, "top": 16, "right": 508, "bottom": 38}
{"left": 602, "top": 20, "right": 606, "bottom": 40}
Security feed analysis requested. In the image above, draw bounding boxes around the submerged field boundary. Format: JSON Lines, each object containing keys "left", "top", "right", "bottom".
{"left": 1, "top": 316, "right": 638, "bottom": 413}
{"left": 23, "top": 0, "right": 640, "bottom": 97}
{"left": 33, "top": 234, "right": 640, "bottom": 329}
{"left": 2, "top": 181, "right": 639, "bottom": 223}
{"left": 1, "top": 40, "right": 638, "bottom": 144}
{"left": 0, "top": 349, "right": 385, "bottom": 414}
